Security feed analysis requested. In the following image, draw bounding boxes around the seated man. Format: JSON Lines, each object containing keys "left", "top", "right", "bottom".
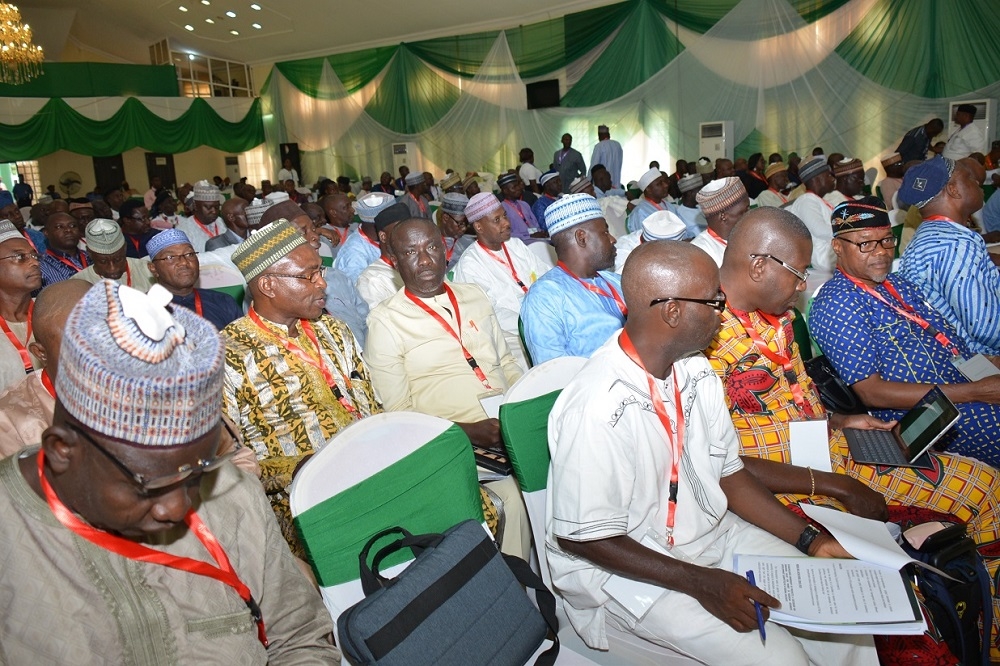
{"left": 690, "top": 177, "right": 750, "bottom": 266}
{"left": 0, "top": 220, "right": 42, "bottom": 394}
{"left": 73, "top": 219, "right": 156, "bottom": 292}
{"left": 548, "top": 240, "right": 875, "bottom": 664}
{"left": 706, "top": 207, "right": 1000, "bottom": 650}
{"left": 784, "top": 157, "right": 837, "bottom": 273}
{"left": 453, "top": 192, "right": 552, "bottom": 370}
{"left": 898, "top": 156, "right": 1000, "bottom": 356}
{"left": 626, "top": 168, "right": 671, "bottom": 233}
{"left": 177, "top": 180, "right": 226, "bottom": 252}
{"left": 318, "top": 193, "right": 356, "bottom": 257}
{"left": 498, "top": 172, "right": 540, "bottom": 240}
{"left": 365, "top": 218, "right": 530, "bottom": 560}
{"left": 398, "top": 171, "right": 430, "bottom": 219}
{"left": 754, "top": 162, "right": 789, "bottom": 208}
{"left": 435, "top": 192, "right": 474, "bottom": 269}
{"left": 334, "top": 191, "right": 393, "bottom": 284}
{"left": 877, "top": 153, "right": 904, "bottom": 209}
{"left": 0, "top": 189, "right": 45, "bottom": 253}
{"left": 530, "top": 170, "right": 561, "bottom": 232}
{"left": 810, "top": 197, "right": 1000, "bottom": 465}
{"left": 614, "top": 210, "right": 687, "bottom": 272}
{"left": 40, "top": 211, "right": 87, "bottom": 285}
{"left": 0, "top": 279, "right": 89, "bottom": 456}
{"left": 355, "top": 203, "right": 406, "bottom": 310}
{"left": 521, "top": 194, "right": 625, "bottom": 364}
{"left": 823, "top": 158, "right": 865, "bottom": 208}
{"left": 669, "top": 173, "right": 705, "bottom": 237}
{"left": 146, "top": 229, "right": 242, "bottom": 331}
{"left": 204, "top": 196, "right": 250, "bottom": 251}
{"left": 223, "top": 220, "right": 381, "bottom": 554}
{"left": 0, "top": 280, "right": 337, "bottom": 662}
{"left": 117, "top": 199, "right": 160, "bottom": 259}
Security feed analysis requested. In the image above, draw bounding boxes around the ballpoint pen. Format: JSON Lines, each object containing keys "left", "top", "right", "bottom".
{"left": 746, "top": 569, "right": 766, "bottom": 643}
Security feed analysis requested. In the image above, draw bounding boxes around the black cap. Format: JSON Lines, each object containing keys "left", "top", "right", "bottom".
{"left": 374, "top": 202, "right": 411, "bottom": 233}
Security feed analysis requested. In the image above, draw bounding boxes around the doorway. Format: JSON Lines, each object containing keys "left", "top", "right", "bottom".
{"left": 145, "top": 152, "right": 178, "bottom": 192}
{"left": 92, "top": 154, "right": 125, "bottom": 195}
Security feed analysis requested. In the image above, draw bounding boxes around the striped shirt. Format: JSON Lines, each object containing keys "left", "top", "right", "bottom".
{"left": 898, "top": 218, "right": 1000, "bottom": 356}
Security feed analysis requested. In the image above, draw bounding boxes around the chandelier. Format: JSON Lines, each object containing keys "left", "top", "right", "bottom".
{"left": 0, "top": 3, "right": 42, "bottom": 85}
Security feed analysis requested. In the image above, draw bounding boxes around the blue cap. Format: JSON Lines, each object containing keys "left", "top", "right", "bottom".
{"left": 898, "top": 156, "right": 954, "bottom": 208}
{"left": 545, "top": 193, "right": 603, "bottom": 236}
{"left": 146, "top": 229, "right": 192, "bottom": 258}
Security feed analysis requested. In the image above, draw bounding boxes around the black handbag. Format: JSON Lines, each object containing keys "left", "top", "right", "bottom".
{"left": 804, "top": 355, "right": 868, "bottom": 415}
{"left": 337, "top": 520, "right": 559, "bottom": 666}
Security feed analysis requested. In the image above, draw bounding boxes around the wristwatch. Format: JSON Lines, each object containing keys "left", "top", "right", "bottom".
{"left": 795, "top": 524, "right": 822, "bottom": 555}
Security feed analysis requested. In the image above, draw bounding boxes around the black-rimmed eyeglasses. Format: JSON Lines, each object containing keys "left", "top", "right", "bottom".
{"left": 262, "top": 269, "right": 325, "bottom": 284}
{"left": 837, "top": 235, "right": 898, "bottom": 253}
{"left": 750, "top": 253, "right": 809, "bottom": 283}
{"left": 649, "top": 291, "right": 727, "bottom": 313}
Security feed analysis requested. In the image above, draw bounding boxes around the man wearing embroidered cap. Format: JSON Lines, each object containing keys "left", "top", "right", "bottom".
{"left": 530, "top": 170, "right": 561, "bottom": 232}
{"left": 453, "top": 192, "right": 552, "bottom": 370}
{"left": 627, "top": 167, "right": 671, "bottom": 234}
{"left": 334, "top": 191, "right": 393, "bottom": 284}
{"left": 436, "top": 191, "right": 473, "bottom": 268}
{"left": 223, "top": 220, "right": 381, "bottom": 554}
{"left": 147, "top": 229, "right": 241, "bottom": 331}
{"left": 784, "top": 156, "right": 838, "bottom": 273}
{"left": 73, "top": 218, "right": 156, "bottom": 292}
{"left": 177, "top": 180, "right": 226, "bottom": 252}
{"left": 498, "top": 172, "right": 540, "bottom": 240}
{"left": 399, "top": 170, "right": 430, "bottom": 219}
{"left": 521, "top": 194, "right": 624, "bottom": 364}
{"left": 671, "top": 173, "right": 707, "bottom": 238}
{"left": 439, "top": 171, "right": 463, "bottom": 195}
{"left": 0, "top": 279, "right": 338, "bottom": 662}
{"left": 824, "top": 158, "right": 865, "bottom": 207}
{"left": 614, "top": 209, "right": 688, "bottom": 272}
{"left": 0, "top": 219, "right": 42, "bottom": 393}
{"left": 899, "top": 156, "right": 999, "bottom": 357}
{"left": 691, "top": 177, "right": 751, "bottom": 267}
{"left": 756, "top": 163, "right": 790, "bottom": 208}
{"left": 569, "top": 176, "right": 596, "bottom": 197}
{"left": 356, "top": 203, "right": 407, "bottom": 309}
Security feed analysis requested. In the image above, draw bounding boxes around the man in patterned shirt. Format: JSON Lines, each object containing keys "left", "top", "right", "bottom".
{"left": 706, "top": 207, "right": 1000, "bottom": 658}
{"left": 222, "top": 219, "right": 381, "bottom": 554}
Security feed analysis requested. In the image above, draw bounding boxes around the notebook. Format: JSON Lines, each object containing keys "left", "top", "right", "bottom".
{"left": 844, "top": 386, "right": 959, "bottom": 468}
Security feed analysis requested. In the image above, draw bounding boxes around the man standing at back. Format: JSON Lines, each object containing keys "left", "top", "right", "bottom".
{"left": 590, "top": 125, "right": 623, "bottom": 189}
{"left": 554, "top": 133, "right": 586, "bottom": 194}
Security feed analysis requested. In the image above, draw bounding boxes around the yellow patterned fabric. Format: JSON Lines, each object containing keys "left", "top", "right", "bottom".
{"left": 707, "top": 306, "right": 1000, "bottom": 658}
{"left": 222, "top": 313, "right": 381, "bottom": 554}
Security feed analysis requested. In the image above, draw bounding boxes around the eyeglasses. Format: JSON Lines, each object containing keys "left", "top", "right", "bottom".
{"left": 0, "top": 251, "right": 40, "bottom": 264}
{"left": 153, "top": 251, "right": 198, "bottom": 264}
{"left": 649, "top": 291, "right": 727, "bottom": 313}
{"left": 836, "top": 235, "right": 898, "bottom": 253}
{"left": 263, "top": 268, "right": 325, "bottom": 284}
{"left": 750, "top": 253, "right": 809, "bottom": 283}
{"left": 70, "top": 422, "right": 236, "bottom": 493}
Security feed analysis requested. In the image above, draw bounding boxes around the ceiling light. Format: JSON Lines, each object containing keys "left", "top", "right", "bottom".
{"left": 188, "top": 54, "right": 195, "bottom": 60}
{"left": 205, "top": 18, "right": 214, "bottom": 23}
{"left": 251, "top": 22, "right": 261, "bottom": 29}
{"left": 178, "top": 5, "right": 188, "bottom": 11}
{"left": 250, "top": 3, "right": 261, "bottom": 9}
{"left": 225, "top": 10, "right": 236, "bottom": 17}
{"left": 184, "top": 24, "right": 194, "bottom": 30}
{"left": 201, "top": 0, "right": 210, "bottom": 4}
{"left": 230, "top": 29, "right": 239, "bottom": 35}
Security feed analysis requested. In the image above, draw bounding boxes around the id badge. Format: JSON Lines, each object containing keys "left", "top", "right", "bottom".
{"left": 478, "top": 388, "right": 505, "bottom": 419}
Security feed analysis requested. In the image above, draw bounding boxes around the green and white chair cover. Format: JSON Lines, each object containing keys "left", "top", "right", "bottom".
{"left": 289, "top": 412, "right": 484, "bottom": 655}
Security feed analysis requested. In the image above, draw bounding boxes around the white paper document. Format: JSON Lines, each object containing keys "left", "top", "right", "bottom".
{"left": 789, "top": 418, "right": 833, "bottom": 472}
{"left": 954, "top": 353, "right": 1000, "bottom": 381}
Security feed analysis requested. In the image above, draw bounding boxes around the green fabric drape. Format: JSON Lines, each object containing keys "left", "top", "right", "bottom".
{"left": 562, "top": 0, "right": 684, "bottom": 107}
{"left": 407, "top": 32, "right": 499, "bottom": 78}
{"left": 654, "top": 0, "right": 850, "bottom": 35}
{"left": 271, "top": 46, "right": 397, "bottom": 98}
{"left": 499, "top": 390, "right": 562, "bottom": 493}
{"left": 0, "top": 98, "right": 263, "bottom": 162}
{"left": 835, "top": 0, "right": 1000, "bottom": 98}
{"left": 293, "top": 424, "right": 482, "bottom": 587}
{"left": 0, "top": 63, "right": 179, "bottom": 98}
{"left": 508, "top": 3, "right": 627, "bottom": 80}
{"left": 363, "top": 45, "right": 462, "bottom": 134}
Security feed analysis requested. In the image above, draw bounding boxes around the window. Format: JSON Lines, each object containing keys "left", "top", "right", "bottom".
{"left": 13, "top": 161, "right": 41, "bottom": 199}
{"left": 150, "top": 39, "right": 254, "bottom": 98}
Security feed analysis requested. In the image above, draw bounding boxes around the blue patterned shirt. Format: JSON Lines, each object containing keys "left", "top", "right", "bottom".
{"left": 40, "top": 248, "right": 87, "bottom": 286}
{"left": 898, "top": 218, "right": 1000, "bottom": 355}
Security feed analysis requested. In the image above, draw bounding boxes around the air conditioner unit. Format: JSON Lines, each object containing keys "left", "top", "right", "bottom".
{"left": 224, "top": 156, "right": 240, "bottom": 184}
{"left": 391, "top": 142, "right": 419, "bottom": 176}
{"left": 698, "top": 121, "right": 734, "bottom": 162}
{"left": 947, "top": 99, "right": 994, "bottom": 147}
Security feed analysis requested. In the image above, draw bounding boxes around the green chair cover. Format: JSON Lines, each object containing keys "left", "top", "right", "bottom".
{"left": 499, "top": 389, "right": 561, "bottom": 493}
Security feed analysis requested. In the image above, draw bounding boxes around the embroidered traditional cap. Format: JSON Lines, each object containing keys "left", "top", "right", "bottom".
{"left": 355, "top": 191, "right": 396, "bottom": 224}
{"left": 440, "top": 172, "right": 461, "bottom": 191}
{"left": 192, "top": 180, "right": 221, "bottom": 202}
{"left": 465, "top": 192, "right": 503, "bottom": 223}
{"left": 38, "top": 194, "right": 53, "bottom": 205}
{"left": 231, "top": 219, "right": 307, "bottom": 282}
{"left": 544, "top": 193, "right": 603, "bottom": 237}
{"left": 439, "top": 192, "right": 469, "bottom": 218}
{"left": 833, "top": 157, "right": 864, "bottom": 178}
{"left": 85, "top": 218, "right": 125, "bottom": 255}
{"left": 798, "top": 157, "right": 831, "bottom": 184}
{"left": 497, "top": 172, "right": 519, "bottom": 189}
{"left": 539, "top": 170, "right": 559, "bottom": 186}
{"left": 637, "top": 168, "right": 664, "bottom": 193}
{"left": 678, "top": 173, "right": 704, "bottom": 194}
{"left": 264, "top": 191, "right": 290, "bottom": 204}
{"left": 696, "top": 157, "right": 714, "bottom": 175}
{"left": 764, "top": 162, "right": 787, "bottom": 180}
{"left": 146, "top": 229, "right": 192, "bottom": 258}
{"left": 696, "top": 177, "right": 747, "bottom": 215}
{"left": 0, "top": 219, "right": 21, "bottom": 245}
{"left": 69, "top": 201, "right": 93, "bottom": 212}
{"left": 245, "top": 198, "right": 275, "bottom": 229}
{"left": 462, "top": 174, "right": 481, "bottom": 190}
{"left": 880, "top": 153, "right": 903, "bottom": 169}
{"left": 641, "top": 210, "right": 687, "bottom": 242}
{"left": 404, "top": 171, "right": 425, "bottom": 187}
{"left": 374, "top": 202, "right": 411, "bottom": 233}
{"left": 569, "top": 176, "right": 593, "bottom": 194}
{"left": 260, "top": 200, "right": 306, "bottom": 228}
{"left": 831, "top": 195, "right": 891, "bottom": 236}
{"left": 56, "top": 280, "right": 224, "bottom": 447}
{"left": 898, "top": 156, "right": 955, "bottom": 208}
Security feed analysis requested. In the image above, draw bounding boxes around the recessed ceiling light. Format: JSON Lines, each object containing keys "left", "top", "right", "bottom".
{"left": 178, "top": 5, "right": 188, "bottom": 11}
{"left": 251, "top": 22, "right": 261, "bottom": 29}
{"left": 205, "top": 18, "right": 214, "bottom": 23}
{"left": 250, "top": 3, "right": 261, "bottom": 10}
{"left": 230, "top": 29, "right": 239, "bottom": 35}
{"left": 225, "top": 10, "right": 236, "bottom": 17}
{"left": 184, "top": 24, "right": 194, "bottom": 30}
{"left": 201, "top": 0, "right": 210, "bottom": 4}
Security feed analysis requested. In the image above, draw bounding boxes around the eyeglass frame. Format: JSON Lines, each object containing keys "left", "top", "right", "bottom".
{"left": 749, "top": 253, "right": 810, "bottom": 283}
{"left": 152, "top": 251, "right": 198, "bottom": 264}
{"left": 0, "top": 251, "right": 40, "bottom": 264}
{"left": 262, "top": 268, "right": 326, "bottom": 284}
{"left": 649, "top": 290, "right": 727, "bottom": 313}
{"left": 68, "top": 421, "right": 237, "bottom": 493}
{"left": 835, "top": 235, "right": 898, "bottom": 253}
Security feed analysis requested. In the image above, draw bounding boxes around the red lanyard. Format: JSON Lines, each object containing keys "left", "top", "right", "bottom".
{"left": 335, "top": 228, "right": 348, "bottom": 245}
{"left": 839, "top": 270, "right": 962, "bottom": 357}
{"left": 646, "top": 198, "right": 664, "bottom": 211}
{"left": 768, "top": 188, "right": 788, "bottom": 203}
{"left": 193, "top": 290, "right": 203, "bottom": 317}
{"left": 750, "top": 171, "right": 768, "bottom": 184}
{"left": 36, "top": 449, "right": 268, "bottom": 647}
{"left": 730, "top": 306, "right": 815, "bottom": 418}
{"left": 812, "top": 192, "right": 834, "bottom": 210}
{"left": 444, "top": 236, "right": 455, "bottom": 264}
{"left": 476, "top": 241, "right": 528, "bottom": 293}
{"left": 379, "top": 256, "right": 394, "bottom": 268}
{"left": 409, "top": 193, "right": 427, "bottom": 216}
{"left": 619, "top": 330, "right": 684, "bottom": 548}
{"left": 706, "top": 228, "right": 728, "bottom": 246}
{"left": 924, "top": 215, "right": 957, "bottom": 224}
{"left": 40, "top": 369, "right": 54, "bottom": 398}
{"left": 557, "top": 261, "right": 626, "bottom": 316}
{"left": 361, "top": 231, "right": 380, "bottom": 250}
{"left": 124, "top": 263, "right": 132, "bottom": 288}
{"left": 0, "top": 302, "right": 34, "bottom": 374}
{"left": 127, "top": 235, "right": 141, "bottom": 253}
{"left": 506, "top": 200, "right": 528, "bottom": 224}
{"left": 46, "top": 249, "right": 87, "bottom": 271}
{"left": 248, "top": 308, "right": 358, "bottom": 418}
{"left": 405, "top": 285, "right": 492, "bottom": 390}
{"left": 193, "top": 217, "right": 221, "bottom": 239}
{"left": 20, "top": 230, "right": 38, "bottom": 253}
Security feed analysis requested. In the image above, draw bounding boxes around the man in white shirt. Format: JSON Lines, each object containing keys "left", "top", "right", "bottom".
{"left": 691, "top": 177, "right": 750, "bottom": 267}
{"left": 942, "top": 104, "right": 986, "bottom": 160}
{"left": 614, "top": 210, "right": 687, "bottom": 272}
{"left": 784, "top": 157, "right": 837, "bottom": 273}
{"left": 627, "top": 168, "right": 671, "bottom": 234}
{"left": 518, "top": 148, "right": 543, "bottom": 193}
{"left": 277, "top": 158, "right": 299, "bottom": 186}
{"left": 176, "top": 181, "right": 225, "bottom": 252}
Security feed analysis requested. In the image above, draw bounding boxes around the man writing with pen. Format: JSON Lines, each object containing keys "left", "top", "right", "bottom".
{"left": 545, "top": 240, "right": 879, "bottom": 665}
